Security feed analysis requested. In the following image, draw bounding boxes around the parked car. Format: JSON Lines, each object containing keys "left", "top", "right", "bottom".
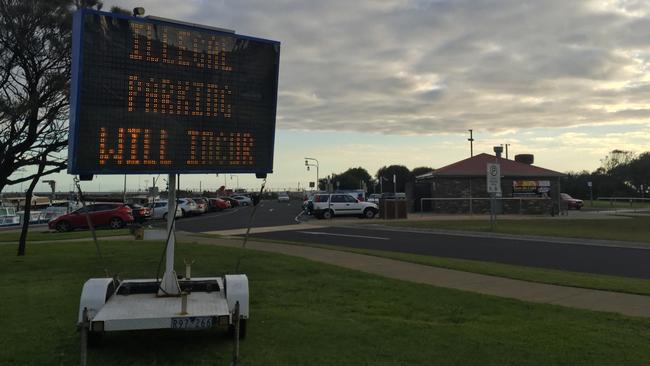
{"left": 277, "top": 192, "right": 290, "bottom": 203}
{"left": 177, "top": 198, "right": 200, "bottom": 217}
{"left": 48, "top": 203, "right": 134, "bottom": 232}
{"left": 150, "top": 200, "right": 183, "bottom": 220}
{"left": 193, "top": 198, "right": 209, "bottom": 214}
{"left": 367, "top": 194, "right": 381, "bottom": 204}
{"left": 231, "top": 195, "right": 252, "bottom": 206}
{"left": 313, "top": 193, "right": 379, "bottom": 219}
{"left": 208, "top": 198, "right": 230, "bottom": 211}
{"left": 561, "top": 193, "right": 584, "bottom": 210}
{"left": 222, "top": 196, "right": 239, "bottom": 207}
{"left": 126, "top": 204, "right": 152, "bottom": 223}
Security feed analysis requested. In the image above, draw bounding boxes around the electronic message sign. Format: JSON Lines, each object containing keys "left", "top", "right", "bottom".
{"left": 68, "top": 9, "right": 280, "bottom": 175}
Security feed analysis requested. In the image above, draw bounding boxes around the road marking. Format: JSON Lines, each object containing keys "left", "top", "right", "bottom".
{"left": 297, "top": 231, "right": 389, "bottom": 240}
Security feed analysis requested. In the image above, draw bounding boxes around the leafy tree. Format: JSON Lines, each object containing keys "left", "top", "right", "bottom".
{"left": 0, "top": 0, "right": 102, "bottom": 255}
{"left": 411, "top": 166, "right": 435, "bottom": 178}
{"left": 332, "top": 167, "right": 372, "bottom": 190}
{"left": 376, "top": 165, "right": 411, "bottom": 193}
{"left": 600, "top": 149, "right": 635, "bottom": 174}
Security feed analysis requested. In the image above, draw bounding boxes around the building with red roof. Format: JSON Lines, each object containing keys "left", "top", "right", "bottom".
{"left": 414, "top": 153, "right": 565, "bottom": 215}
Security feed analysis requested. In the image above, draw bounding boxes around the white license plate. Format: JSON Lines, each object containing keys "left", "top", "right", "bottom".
{"left": 171, "top": 316, "right": 213, "bottom": 329}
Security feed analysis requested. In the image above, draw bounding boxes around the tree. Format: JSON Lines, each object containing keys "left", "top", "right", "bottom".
{"left": 0, "top": 0, "right": 102, "bottom": 255}
{"left": 376, "top": 165, "right": 412, "bottom": 193}
{"left": 600, "top": 150, "right": 635, "bottom": 174}
{"left": 332, "top": 167, "right": 372, "bottom": 190}
{"left": 411, "top": 166, "right": 435, "bottom": 178}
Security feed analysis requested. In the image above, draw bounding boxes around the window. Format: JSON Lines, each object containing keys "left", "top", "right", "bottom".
{"left": 331, "top": 195, "right": 347, "bottom": 203}
{"left": 344, "top": 195, "right": 357, "bottom": 203}
{"left": 314, "top": 195, "right": 329, "bottom": 202}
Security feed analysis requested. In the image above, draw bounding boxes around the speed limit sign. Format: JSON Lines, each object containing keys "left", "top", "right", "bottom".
{"left": 487, "top": 163, "right": 501, "bottom": 193}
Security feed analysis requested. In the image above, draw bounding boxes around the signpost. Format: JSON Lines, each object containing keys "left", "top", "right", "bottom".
{"left": 70, "top": 9, "right": 280, "bottom": 361}
{"left": 68, "top": 10, "right": 280, "bottom": 176}
{"left": 487, "top": 163, "right": 501, "bottom": 228}
{"left": 587, "top": 181, "right": 593, "bottom": 206}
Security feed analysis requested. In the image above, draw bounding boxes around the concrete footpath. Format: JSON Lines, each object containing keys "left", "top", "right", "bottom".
{"left": 178, "top": 232, "right": 650, "bottom": 318}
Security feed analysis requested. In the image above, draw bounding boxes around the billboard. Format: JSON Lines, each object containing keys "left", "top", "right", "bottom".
{"left": 512, "top": 180, "right": 551, "bottom": 197}
{"left": 68, "top": 9, "right": 280, "bottom": 175}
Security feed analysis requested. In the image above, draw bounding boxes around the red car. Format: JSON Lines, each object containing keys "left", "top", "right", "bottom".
{"left": 48, "top": 203, "right": 134, "bottom": 232}
{"left": 208, "top": 198, "right": 230, "bottom": 211}
{"left": 561, "top": 193, "right": 584, "bottom": 210}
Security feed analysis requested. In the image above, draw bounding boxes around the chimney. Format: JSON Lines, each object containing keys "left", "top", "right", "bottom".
{"left": 515, "top": 154, "right": 534, "bottom": 165}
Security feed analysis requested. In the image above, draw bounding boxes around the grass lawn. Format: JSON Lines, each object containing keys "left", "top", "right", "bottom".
{"left": 0, "top": 228, "right": 130, "bottom": 242}
{"left": 3, "top": 241, "right": 650, "bottom": 365}
{"left": 384, "top": 216, "right": 650, "bottom": 243}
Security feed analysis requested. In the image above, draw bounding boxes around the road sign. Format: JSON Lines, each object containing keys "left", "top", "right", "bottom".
{"left": 486, "top": 163, "right": 501, "bottom": 193}
{"left": 68, "top": 9, "right": 280, "bottom": 175}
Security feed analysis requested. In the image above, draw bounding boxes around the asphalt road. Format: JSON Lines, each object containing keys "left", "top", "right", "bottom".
{"left": 175, "top": 199, "right": 302, "bottom": 232}
{"left": 247, "top": 225, "right": 650, "bottom": 279}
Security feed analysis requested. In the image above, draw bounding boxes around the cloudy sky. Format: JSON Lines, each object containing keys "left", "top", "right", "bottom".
{"left": 9, "top": 0, "right": 650, "bottom": 193}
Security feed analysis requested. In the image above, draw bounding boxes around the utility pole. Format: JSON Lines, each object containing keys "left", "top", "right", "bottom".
{"left": 305, "top": 157, "right": 319, "bottom": 190}
{"left": 467, "top": 129, "right": 474, "bottom": 157}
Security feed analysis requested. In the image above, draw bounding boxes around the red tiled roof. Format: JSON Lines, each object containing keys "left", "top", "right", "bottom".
{"left": 428, "top": 153, "right": 565, "bottom": 178}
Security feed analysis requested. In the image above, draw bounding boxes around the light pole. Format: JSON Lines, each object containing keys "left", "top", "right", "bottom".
{"left": 467, "top": 129, "right": 474, "bottom": 157}
{"left": 305, "top": 157, "right": 319, "bottom": 190}
{"left": 230, "top": 175, "right": 239, "bottom": 191}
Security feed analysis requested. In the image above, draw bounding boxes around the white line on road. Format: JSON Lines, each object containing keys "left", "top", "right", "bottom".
{"left": 297, "top": 231, "right": 390, "bottom": 240}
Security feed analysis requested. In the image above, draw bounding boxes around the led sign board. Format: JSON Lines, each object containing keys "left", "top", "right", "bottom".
{"left": 68, "top": 9, "right": 280, "bottom": 175}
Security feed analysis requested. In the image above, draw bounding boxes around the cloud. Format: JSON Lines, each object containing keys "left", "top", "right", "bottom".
{"left": 103, "top": 0, "right": 650, "bottom": 138}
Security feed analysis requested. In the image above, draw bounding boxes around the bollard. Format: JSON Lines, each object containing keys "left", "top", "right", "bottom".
{"left": 231, "top": 301, "right": 241, "bottom": 366}
{"left": 180, "top": 292, "right": 188, "bottom": 315}
{"left": 184, "top": 259, "right": 195, "bottom": 280}
{"left": 80, "top": 308, "right": 88, "bottom": 366}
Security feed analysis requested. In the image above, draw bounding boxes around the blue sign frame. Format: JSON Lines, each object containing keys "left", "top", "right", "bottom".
{"left": 68, "top": 9, "right": 280, "bottom": 175}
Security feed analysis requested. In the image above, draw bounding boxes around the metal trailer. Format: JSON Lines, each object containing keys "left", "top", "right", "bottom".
{"left": 77, "top": 174, "right": 249, "bottom": 354}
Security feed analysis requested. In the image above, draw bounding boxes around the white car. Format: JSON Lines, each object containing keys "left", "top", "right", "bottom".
{"left": 367, "top": 194, "right": 381, "bottom": 204}
{"left": 150, "top": 200, "right": 183, "bottom": 220}
{"left": 313, "top": 193, "right": 378, "bottom": 219}
{"left": 277, "top": 192, "right": 290, "bottom": 203}
{"left": 177, "top": 198, "right": 201, "bottom": 216}
{"left": 232, "top": 195, "right": 253, "bottom": 206}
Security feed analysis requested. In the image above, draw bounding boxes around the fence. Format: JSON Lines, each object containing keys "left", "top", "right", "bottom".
{"left": 419, "top": 197, "right": 559, "bottom": 216}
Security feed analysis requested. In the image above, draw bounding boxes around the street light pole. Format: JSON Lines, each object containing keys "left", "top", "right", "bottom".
{"left": 230, "top": 175, "right": 239, "bottom": 191}
{"left": 305, "top": 157, "right": 319, "bottom": 190}
{"left": 467, "top": 129, "right": 474, "bottom": 157}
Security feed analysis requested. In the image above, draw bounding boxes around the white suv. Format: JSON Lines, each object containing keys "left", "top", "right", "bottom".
{"left": 313, "top": 193, "right": 378, "bottom": 219}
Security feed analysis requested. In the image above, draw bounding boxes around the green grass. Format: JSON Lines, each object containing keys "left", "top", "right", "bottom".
{"left": 4, "top": 241, "right": 650, "bottom": 365}
{"left": 384, "top": 216, "right": 650, "bottom": 243}
{"left": 0, "top": 228, "right": 130, "bottom": 242}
